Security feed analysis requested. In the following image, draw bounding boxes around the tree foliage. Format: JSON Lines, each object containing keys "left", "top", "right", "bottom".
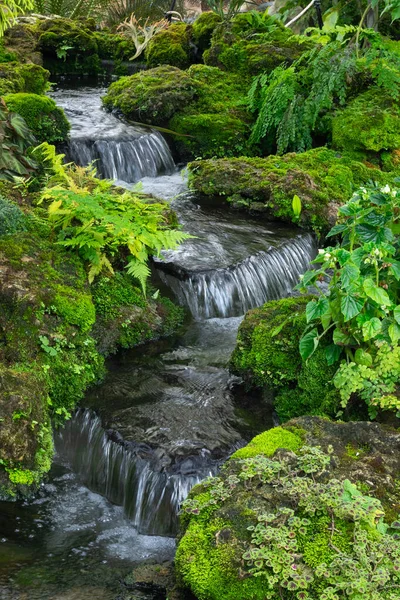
{"left": 0, "top": 0, "right": 33, "bottom": 37}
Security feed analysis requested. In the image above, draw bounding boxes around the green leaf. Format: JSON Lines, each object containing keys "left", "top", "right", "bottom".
{"left": 363, "top": 278, "right": 391, "bottom": 306}
{"left": 326, "top": 223, "right": 347, "bottom": 238}
{"left": 333, "top": 328, "right": 352, "bottom": 346}
{"left": 306, "top": 298, "right": 329, "bottom": 323}
{"left": 341, "top": 294, "right": 364, "bottom": 322}
{"left": 292, "top": 194, "right": 302, "bottom": 218}
{"left": 394, "top": 305, "right": 400, "bottom": 325}
{"left": 299, "top": 328, "right": 319, "bottom": 360}
{"left": 389, "top": 260, "right": 400, "bottom": 280}
{"left": 341, "top": 262, "right": 360, "bottom": 290}
{"left": 362, "top": 317, "right": 382, "bottom": 341}
{"left": 325, "top": 344, "right": 341, "bottom": 366}
{"left": 388, "top": 322, "right": 400, "bottom": 344}
{"left": 354, "top": 348, "right": 373, "bottom": 367}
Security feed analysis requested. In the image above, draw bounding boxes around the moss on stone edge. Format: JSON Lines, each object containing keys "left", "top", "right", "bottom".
{"left": 4, "top": 93, "right": 70, "bottom": 144}
{"left": 0, "top": 212, "right": 184, "bottom": 497}
{"left": 188, "top": 147, "right": 397, "bottom": 234}
{"left": 230, "top": 296, "right": 341, "bottom": 422}
{"left": 192, "top": 12, "right": 221, "bottom": 54}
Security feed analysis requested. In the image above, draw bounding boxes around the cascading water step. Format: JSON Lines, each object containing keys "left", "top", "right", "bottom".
{"left": 154, "top": 196, "right": 318, "bottom": 319}
{"left": 51, "top": 86, "right": 175, "bottom": 182}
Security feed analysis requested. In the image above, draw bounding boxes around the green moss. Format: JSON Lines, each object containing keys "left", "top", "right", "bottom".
{"left": 0, "top": 42, "right": 17, "bottom": 63}
{"left": 188, "top": 147, "right": 396, "bottom": 233}
{"left": 145, "top": 23, "right": 193, "bottom": 69}
{"left": 192, "top": 12, "right": 221, "bottom": 53}
{"left": 0, "top": 62, "right": 49, "bottom": 96}
{"left": 37, "top": 18, "right": 100, "bottom": 75}
{"left": 204, "top": 13, "right": 313, "bottom": 75}
{"left": 332, "top": 87, "right": 400, "bottom": 156}
{"left": 102, "top": 66, "right": 196, "bottom": 126}
{"left": 93, "top": 31, "right": 138, "bottom": 62}
{"left": 231, "top": 296, "right": 311, "bottom": 388}
{"left": 53, "top": 285, "right": 95, "bottom": 332}
{"left": 4, "top": 93, "right": 70, "bottom": 144}
{"left": 0, "top": 195, "right": 26, "bottom": 236}
{"left": 92, "top": 273, "right": 146, "bottom": 319}
{"left": 232, "top": 426, "right": 303, "bottom": 459}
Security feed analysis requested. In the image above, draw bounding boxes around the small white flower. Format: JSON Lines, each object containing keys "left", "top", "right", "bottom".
{"left": 381, "top": 184, "right": 391, "bottom": 194}
{"left": 318, "top": 249, "right": 325, "bottom": 255}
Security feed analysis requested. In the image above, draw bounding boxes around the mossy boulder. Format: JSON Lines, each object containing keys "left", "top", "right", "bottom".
{"left": 188, "top": 147, "right": 396, "bottom": 233}
{"left": 0, "top": 195, "right": 184, "bottom": 498}
{"left": 145, "top": 23, "right": 193, "bottom": 69}
{"left": 3, "top": 23, "right": 42, "bottom": 65}
{"left": 192, "top": 11, "right": 221, "bottom": 53}
{"left": 36, "top": 18, "right": 100, "bottom": 75}
{"left": 204, "top": 12, "right": 313, "bottom": 75}
{"left": 4, "top": 93, "right": 70, "bottom": 144}
{"left": 332, "top": 87, "right": 400, "bottom": 158}
{"left": 176, "top": 417, "right": 400, "bottom": 600}
{"left": 230, "top": 296, "right": 340, "bottom": 422}
{"left": 103, "top": 64, "right": 252, "bottom": 159}
{"left": 102, "top": 65, "right": 196, "bottom": 126}
{"left": 0, "top": 62, "right": 49, "bottom": 96}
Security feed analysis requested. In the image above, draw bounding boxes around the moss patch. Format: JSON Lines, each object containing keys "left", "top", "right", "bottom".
{"left": 232, "top": 426, "right": 303, "bottom": 459}
{"left": 188, "top": 147, "right": 397, "bottom": 233}
{"left": 0, "top": 62, "right": 49, "bottom": 96}
{"left": 145, "top": 23, "right": 193, "bottom": 69}
{"left": 4, "top": 93, "right": 70, "bottom": 144}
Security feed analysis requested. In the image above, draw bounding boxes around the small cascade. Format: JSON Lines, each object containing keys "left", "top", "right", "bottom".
{"left": 51, "top": 86, "right": 175, "bottom": 182}
{"left": 157, "top": 234, "right": 317, "bottom": 319}
{"left": 55, "top": 409, "right": 215, "bottom": 536}
{"left": 67, "top": 132, "right": 175, "bottom": 181}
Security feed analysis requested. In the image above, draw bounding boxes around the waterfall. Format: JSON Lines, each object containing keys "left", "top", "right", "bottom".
{"left": 67, "top": 132, "right": 175, "bottom": 182}
{"left": 55, "top": 410, "right": 215, "bottom": 536}
{"left": 50, "top": 86, "right": 176, "bottom": 182}
{"left": 157, "top": 234, "right": 317, "bottom": 319}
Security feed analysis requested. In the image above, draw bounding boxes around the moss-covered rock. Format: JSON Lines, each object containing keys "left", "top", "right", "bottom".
{"left": 145, "top": 23, "right": 193, "bottom": 69}
{"left": 3, "top": 23, "right": 42, "bottom": 65}
{"left": 4, "top": 93, "right": 70, "bottom": 144}
{"left": 103, "top": 65, "right": 196, "bottom": 126}
{"left": 0, "top": 62, "right": 49, "bottom": 96}
{"left": 230, "top": 296, "right": 340, "bottom": 422}
{"left": 188, "top": 147, "right": 396, "bottom": 233}
{"left": 103, "top": 64, "right": 252, "bottom": 159}
{"left": 36, "top": 18, "right": 100, "bottom": 75}
{"left": 176, "top": 418, "right": 400, "bottom": 600}
{"left": 192, "top": 12, "right": 222, "bottom": 54}
{"left": 332, "top": 87, "right": 400, "bottom": 159}
{"left": 0, "top": 194, "right": 184, "bottom": 498}
{"left": 204, "top": 12, "right": 313, "bottom": 75}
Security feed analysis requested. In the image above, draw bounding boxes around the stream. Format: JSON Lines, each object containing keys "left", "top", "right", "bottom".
{"left": 0, "top": 84, "right": 316, "bottom": 599}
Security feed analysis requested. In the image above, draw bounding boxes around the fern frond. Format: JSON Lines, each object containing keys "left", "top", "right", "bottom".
{"left": 126, "top": 258, "right": 151, "bottom": 295}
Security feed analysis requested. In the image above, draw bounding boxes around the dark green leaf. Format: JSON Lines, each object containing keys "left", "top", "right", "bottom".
{"left": 341, "top": 294, "right": 364, "bottom": 322}
{"left": 326, "top": 223, "right": 347, "bottom": 238}
{"left": 325, "top": 344, "right": 341, "bottom": 366}
{"left": 299, "top": 328, "right": 319, "bottom": 360}
{"left": 306, "top": 297, "right": 329, "bottom": 323}
{"left": 341, "top": 262, "right": 360, "bottom": 290}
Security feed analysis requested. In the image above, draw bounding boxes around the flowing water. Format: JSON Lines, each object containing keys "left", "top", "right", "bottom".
{"left": 0, "top": 83, "right": 316, "bottom": 599}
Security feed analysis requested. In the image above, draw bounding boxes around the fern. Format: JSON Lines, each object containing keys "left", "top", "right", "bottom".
{"left": 38, "top": 145, "right": 192, "bottom": 294}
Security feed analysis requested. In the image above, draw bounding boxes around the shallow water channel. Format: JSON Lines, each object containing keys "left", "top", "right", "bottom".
{"left": 0, "top": 83, "right": 316, "bottom": 599}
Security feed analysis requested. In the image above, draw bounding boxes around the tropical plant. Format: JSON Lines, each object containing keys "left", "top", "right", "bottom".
{"left": 32, "top": 0, "right": 107, "bottom": 19}
{"left": 35, "top": 143, "right": 191, "bottom": 293}
{"left": 117, "top": 15, "right": 168, "bottom": 60}
{"left": 297, "top": 183, "right": 400, "bottom": 417}
{"left": 204, "top": 0, "right": 254, "bottom": 21}
{"left": 0, "top": 98, "right": 37, "bottom": 181}
{"left": 0, "top": 0, "right": 33, "bottom": 37}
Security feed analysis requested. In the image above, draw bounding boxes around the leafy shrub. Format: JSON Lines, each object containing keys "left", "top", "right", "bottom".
{"left": 0, "top": 195, "right": 26, "bottom": 235}
{"left": 298, "top": 183, "right": 400, "bottom": 418}
{"left": 4, "top": 93, "right": 70, "bottom": 144}
{"left": 37, "top": 143, "right": 191, "bottom": 292}
{"left": 0, "top": 98, "right": 37, "bottom": 181}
